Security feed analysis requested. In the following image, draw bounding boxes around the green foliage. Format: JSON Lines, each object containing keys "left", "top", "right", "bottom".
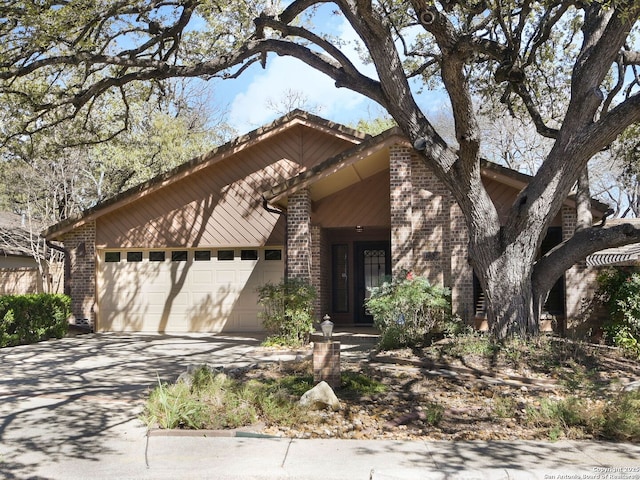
{"left": 257, "top": 278, "right": 317, "bottom": 347}
{"left": 352, "top": 115, "right": 397, "bottom": 135}
{"left": 492, "top": 396, "right": 518, "bottom": 420}
{"left": 596, "top": 268, "right": 640, "bottom": 358}
{"left": 340, "top": 371, "right": 387, "bottom": 396}
{"left": 365, "top": 272, "right": 451, "bottom": 349}
{"left": 600, "top": 390, "right": 640, "bottom": 442}
{"left": 525, "top": 391, "right": 640, "bottom": 442}
{"left": 142, "top": 365, "right": 309, "bottom": 430}
{"left": 146, "top": 375, "right": 210, "bottom": 430}
{"left": 0, "top": 294, "right": 70, "bottom": 347}
{"left": 422, "top": 402, "right": 445, "bottom": 426}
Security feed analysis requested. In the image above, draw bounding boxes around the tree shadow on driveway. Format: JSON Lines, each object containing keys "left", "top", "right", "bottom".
{"left": 0, "top": 333, "right": 266, "bottom": 478}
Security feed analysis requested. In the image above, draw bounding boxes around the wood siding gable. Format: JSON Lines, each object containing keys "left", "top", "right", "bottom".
{"left": 95, "top": 124, "right": 361, "bottom": 248}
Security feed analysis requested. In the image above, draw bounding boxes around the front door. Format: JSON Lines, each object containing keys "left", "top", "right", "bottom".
{"left": 354, "top": 241, "right": 390, "bottom": 323}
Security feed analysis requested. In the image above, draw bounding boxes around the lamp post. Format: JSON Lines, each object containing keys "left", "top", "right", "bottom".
{"left": 321, "top": 314, "right": 333, "bottom": 342}
{"left": 313, "top": 314, "right": 340, "bottom": 388}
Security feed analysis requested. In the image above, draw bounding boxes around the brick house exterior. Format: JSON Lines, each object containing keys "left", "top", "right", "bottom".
{"left": 42, "top": 111, "right": 606, "bottom": 334}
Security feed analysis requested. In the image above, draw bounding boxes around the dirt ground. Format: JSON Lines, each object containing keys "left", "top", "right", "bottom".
{"left": 247, "top": 337, "right": 640, "bottom": 441}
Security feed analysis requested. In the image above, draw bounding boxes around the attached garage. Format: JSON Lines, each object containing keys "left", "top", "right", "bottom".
{"left": 97, "top": 247, "right": 284, "bottom": 333}
{"left": 43, "top": 111, "right": 367, "bottom": 332}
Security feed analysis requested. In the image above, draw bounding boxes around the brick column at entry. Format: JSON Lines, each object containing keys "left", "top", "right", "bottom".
{"left": 62, "top": 221, "right": 96, "bottom": 328}
{"left": 287, "top": 189, "right": 312, "bottom": 280}
{"left": 389, "top": 145, "right": 414, "bottom": 276}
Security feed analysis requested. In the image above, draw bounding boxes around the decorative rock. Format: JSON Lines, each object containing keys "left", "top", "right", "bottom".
{"left": 623, "top": 380, "right": 640, "bottom": 392}
{"left": 176, "top": 363, "right": 223, "bottom": 386}
{"left": 299, "top": 381, "right": 341, "bottom": 411}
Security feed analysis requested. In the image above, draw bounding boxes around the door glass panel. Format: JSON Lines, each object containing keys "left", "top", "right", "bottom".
{"left": 363, "top": 249, "right": 386, "bottom": 299}
{"left": 332, "top": 244, "right": 348, "bottom": 312}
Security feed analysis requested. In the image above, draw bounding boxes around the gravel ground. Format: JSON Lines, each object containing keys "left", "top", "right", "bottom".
{"left": 250, "top": 337, "right": 640, "bottom": 441}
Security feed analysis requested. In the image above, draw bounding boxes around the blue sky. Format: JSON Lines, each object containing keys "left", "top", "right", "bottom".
{"left": 203, "top": 8, "right": 451, "bottom": 134}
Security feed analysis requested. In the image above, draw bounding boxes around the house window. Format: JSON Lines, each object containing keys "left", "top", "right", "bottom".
{"left": 265, "top": 249, "right": 282, "bottom": 261}
{"left": 171, "top": 251, "right": 188, "bottom": 262}
{"left": 127, "top": 251, "right": 143, "bottom": 262}
{"left": 217, "top": 250, "right": 234, "bottom": 261}
{"left": 105, "top": 252, "right": 121, "bottom": 263}
{"left": 194, "top": 250, "right": 211, "bottom": 261}
{"left": 241, "top": 249, "right": 258, "bottom": 260}
{"left": 149, "top": 251, "right": 166, "bottom": 262}
{"left": 332, "top": 244, "right": 349, "bottom": 313}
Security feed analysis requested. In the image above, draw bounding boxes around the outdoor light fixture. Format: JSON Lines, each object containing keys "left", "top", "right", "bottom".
{"left": 321, "top": 314, "right": 334, "bottom": 341}
{"left": 355, "top": 225, "right": 363, "bottom": 233}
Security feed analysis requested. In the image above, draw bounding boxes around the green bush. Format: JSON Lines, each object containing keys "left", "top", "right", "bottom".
{"left": 257, "top": 278, "right": 317, "bottom": 347}
{"left": 365, "top": 271, "right": 451, "bottom": 350}
{"left": 0, "top": 294, "right": 70, "bottom": 347}
{"left": 142, "top": 366, "right": 308, "bottom": 430}
{"left": 600, "top": 390, "right": 640, "bottom": 442}
{"left": 596, "top": 268, "right": 640, "bottom": 358}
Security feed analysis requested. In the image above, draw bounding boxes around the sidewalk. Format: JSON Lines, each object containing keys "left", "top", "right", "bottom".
{"left": 33, "top": 419, "right": 640, "bottom": 480}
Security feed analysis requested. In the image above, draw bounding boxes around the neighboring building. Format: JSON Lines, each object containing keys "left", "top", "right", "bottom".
{"left": 0, "top": 212, "right": 45, "bottom": 295}
{"left": 42, "top": 111, "right": 606, "bottom": 334}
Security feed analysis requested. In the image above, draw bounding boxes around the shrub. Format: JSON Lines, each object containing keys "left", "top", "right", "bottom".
{"left": 596, "top": 268, "right": 640, "bottom": 358}
{"left": 600, "top": 390, "right": 640, "bottom": 442}
{"left": 365, "top": 271, "right": 451, "bottom": 349}
{"left": 257, "top": 278, "right": 317, "bottom": 347}
{"left": 0, "top": 294, "right": 70, "bottom": 347}
{"left": 142, "top": 365, "right": 308, "bottom": 430}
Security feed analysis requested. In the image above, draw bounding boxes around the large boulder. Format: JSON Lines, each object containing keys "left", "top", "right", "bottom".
{"left": 299, "top": 381, "right": 340, "bottom": 411}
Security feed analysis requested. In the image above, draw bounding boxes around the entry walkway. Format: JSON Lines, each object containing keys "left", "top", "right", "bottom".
{"left": 1, "top": 333, "right": 639, "bottom": 479}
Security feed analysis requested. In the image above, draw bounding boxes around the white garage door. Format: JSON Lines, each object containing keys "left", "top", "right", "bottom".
{"left": 97, "top": 248, "right": 284, "bottom": 333}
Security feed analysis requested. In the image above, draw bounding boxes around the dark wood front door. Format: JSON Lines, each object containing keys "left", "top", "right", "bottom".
{"left": 354, "top": 241, "right": 390, "bottom": 323}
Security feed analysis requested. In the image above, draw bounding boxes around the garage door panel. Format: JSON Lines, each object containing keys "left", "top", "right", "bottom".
{"left": 98, "top": 248, "right": 283, "bottom": 333}
{"left": 216, "top": 269, "right": 236, "bottom": 284}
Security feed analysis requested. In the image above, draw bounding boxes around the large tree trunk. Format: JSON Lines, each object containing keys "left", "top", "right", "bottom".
{"left": 470, "top": 228, "right": 543, "bottom": 339}
{"left": 483, "top": 256, "right": 539, "bottom": 339}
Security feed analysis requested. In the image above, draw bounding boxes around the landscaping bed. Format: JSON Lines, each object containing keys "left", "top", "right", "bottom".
{"left": 143, "top": 335, "right": 640, "bottom": 442}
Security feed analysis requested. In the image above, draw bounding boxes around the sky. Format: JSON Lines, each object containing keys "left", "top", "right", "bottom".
{"left": 204, "top": 9, "right": 451, "bottom": 135}
{"left": 208, "top": 15, "right": 382, "bottom": 133}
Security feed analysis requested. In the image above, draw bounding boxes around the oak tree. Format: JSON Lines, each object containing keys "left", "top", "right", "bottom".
{"left": 2, "top": 0, "right": 640, "bottom": 337}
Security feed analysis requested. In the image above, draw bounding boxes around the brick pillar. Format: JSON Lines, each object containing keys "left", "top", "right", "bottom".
{"left": 287, "top": 189, "right": 312, "bottom": 280}
{"left": 389, "top": 145, "right": 413, "bottom": 276}
{"left": 310, "top": 224, "right": 322, "bottom": 319}
{"left": 410, "top": 154, "right": 450, "bottom": 284}
{"left": 62, "top": 221, "right": 96, "bottom": 328}
{"left": 450, "top": 202, "right": 474, "bottom": 324}
{"left": 313, "top": 341, "right": 341, "bottom": 388}
{"left": 562, "top": 206, "right": 597, "bottom": 337}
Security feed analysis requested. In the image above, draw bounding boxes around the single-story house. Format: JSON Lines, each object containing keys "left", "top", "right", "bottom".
{"left": 0, "top": 212, "right": 47, "bottom": 295}
{"left": 42, "top": 110, "right": 606, "bottom": 334}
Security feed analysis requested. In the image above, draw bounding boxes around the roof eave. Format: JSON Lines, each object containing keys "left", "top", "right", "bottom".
{"left": 42, "top": 110, "right": 368, "bottom": 240}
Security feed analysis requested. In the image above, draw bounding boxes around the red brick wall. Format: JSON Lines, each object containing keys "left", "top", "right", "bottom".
{"left": 562, "top": 206, "right": 598, "bottom": 336}
{"left": 389, "top": 146, "right": 414, "bottom": 275}
{"left": 388, "top": 145, "right": 474, "bottom": 323}
{"left": 63, "top": 221, "right": 96, "bottom": 328}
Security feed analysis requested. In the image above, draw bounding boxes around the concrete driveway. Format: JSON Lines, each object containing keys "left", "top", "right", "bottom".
{"left": 0, "top": 332, "right": 278, "bottom": 479}
{"left": 3, "top": 333, "right": 640, "bottom": 480}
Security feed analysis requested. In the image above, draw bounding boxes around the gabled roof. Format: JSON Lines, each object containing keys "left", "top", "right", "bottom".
{"left": 264, "top": 127, "right": 408, "bottom": 204}
{"left": 0, "top": 212, "right": 39, "bottom": 258}
{"left": 42, "top": 110, "right": 368, "bottom": 240}
{"left": 263, "top": 126, "right": 610, "bottom": 216}
{"left": 42, "top": 110, "right": 611, "bottom": 240}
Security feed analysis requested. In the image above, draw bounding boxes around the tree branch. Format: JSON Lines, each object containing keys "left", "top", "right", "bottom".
{"left": 533, "top": 220, "right": 640, "bottom": 295}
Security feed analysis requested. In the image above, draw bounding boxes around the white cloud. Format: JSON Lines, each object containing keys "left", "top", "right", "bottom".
{"left": 228, "top": 18, "right": 379, "bottom": 132}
